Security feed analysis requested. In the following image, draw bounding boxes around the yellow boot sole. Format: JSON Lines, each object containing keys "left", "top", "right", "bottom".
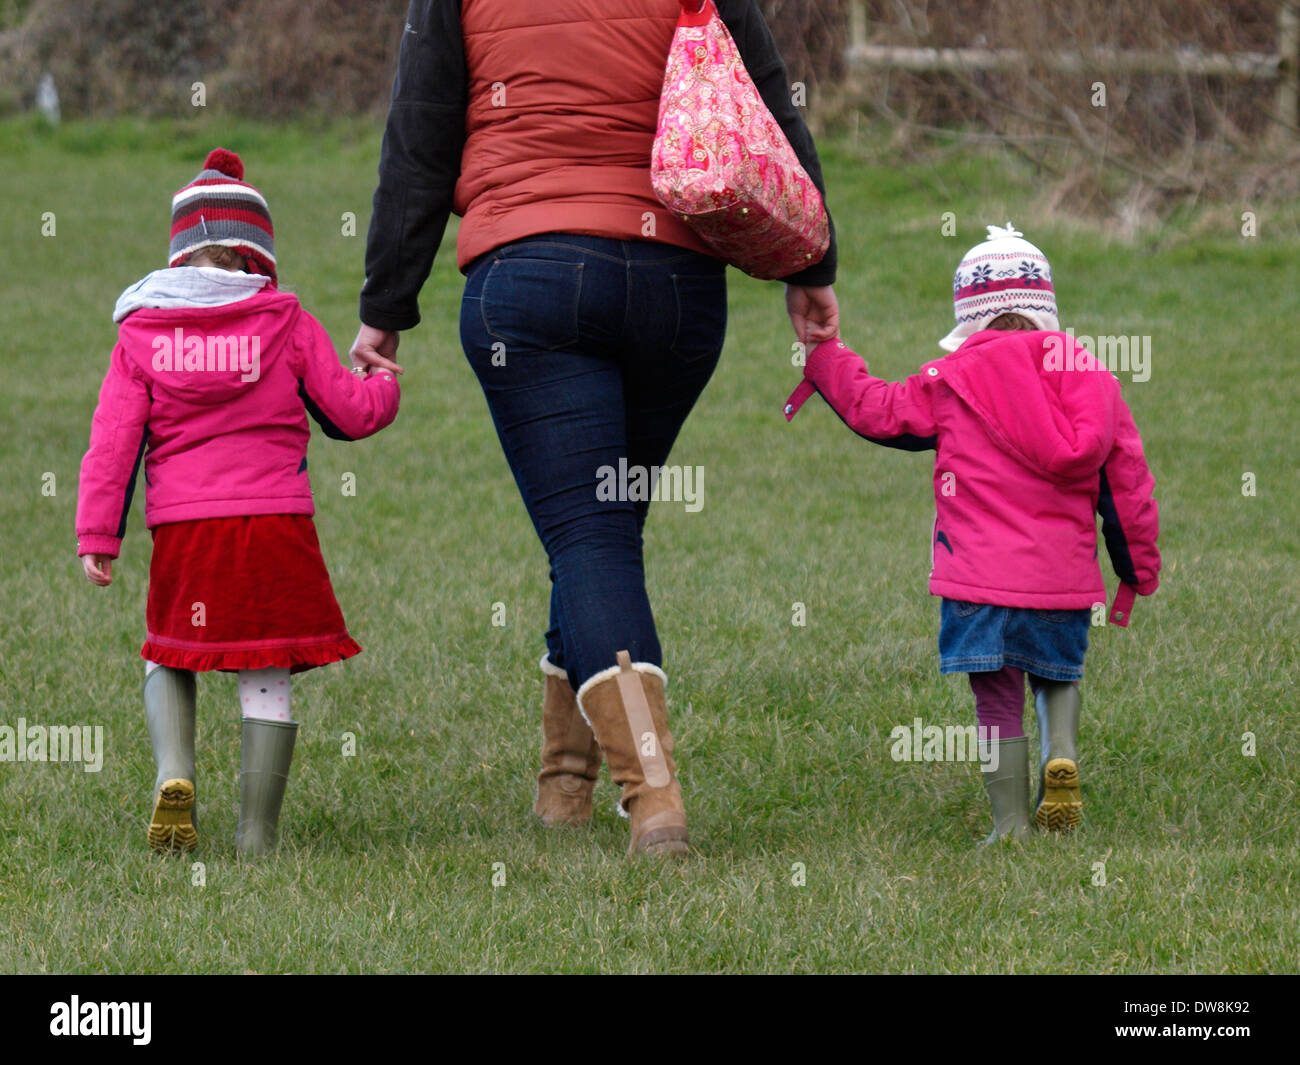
{"left": 1035, "top": 758, "right": 1082, "bottom": 831}
{"left": 148, "top": 778, "right": 197, "bottom": 853}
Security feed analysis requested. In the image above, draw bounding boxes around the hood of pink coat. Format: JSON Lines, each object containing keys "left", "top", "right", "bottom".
{"left": 931, "top": 330, "right": 1118, "bottom": 484}
{"left": 116, "top": 289, "right": 303, "bottom": 406}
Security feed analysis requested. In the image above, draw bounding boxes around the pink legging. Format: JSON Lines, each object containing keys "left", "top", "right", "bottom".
{"left": 968, "top": 666, "right": 1051, "bottom": 739}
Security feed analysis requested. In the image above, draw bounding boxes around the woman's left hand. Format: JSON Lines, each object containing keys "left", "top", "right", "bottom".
{"left": 349, "top": 324, "right": 403, "bottom": 376}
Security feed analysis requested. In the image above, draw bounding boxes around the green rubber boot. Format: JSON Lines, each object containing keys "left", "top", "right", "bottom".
{"left": 1034, "top": 681, "right": 1082, "bottom": 831}
{"left": 144, "top": 666, "right": 198, "bottom": 853}
{"left": 236, "top": 718, "right": 298, "bottom": 857}
{"left": 977, "top": 736, "right": 1032, "bottom": 847}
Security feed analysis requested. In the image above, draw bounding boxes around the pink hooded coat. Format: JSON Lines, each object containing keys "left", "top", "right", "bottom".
{"left": 76, "top": 275, "right": 399, "bottom": 559}
{"left": 787, "top": 331, "right": 1160, "bottom": 621}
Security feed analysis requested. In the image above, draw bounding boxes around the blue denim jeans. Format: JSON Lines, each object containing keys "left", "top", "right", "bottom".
{"left": 460, "top": 234, "right": 727, "bottom": 689}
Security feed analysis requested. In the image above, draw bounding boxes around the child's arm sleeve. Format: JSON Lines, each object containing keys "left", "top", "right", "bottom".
{"left": 801, "top": 339, "right": 939, "bottom": 447}
{"left": 75, "top": 345, "right": 151, "bottom": 559}
{"left": 1097, "top": 397, "right": 1160, "bottom": 624}
{"left": 295, "top": 313, "right": 400, "bottom": 441}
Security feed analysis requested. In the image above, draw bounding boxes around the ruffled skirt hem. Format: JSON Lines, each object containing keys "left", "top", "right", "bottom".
{"left": 140, "top": 636, "right": 361, "bottom": 675}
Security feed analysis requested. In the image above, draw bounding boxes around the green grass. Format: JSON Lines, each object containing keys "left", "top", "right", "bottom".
{"left": 1, "top": 117, "right": 1297, "bottom": 973}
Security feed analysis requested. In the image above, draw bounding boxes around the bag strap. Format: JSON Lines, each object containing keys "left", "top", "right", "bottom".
{"left": 680, "top": 0, "right": 708, "bottom": 13}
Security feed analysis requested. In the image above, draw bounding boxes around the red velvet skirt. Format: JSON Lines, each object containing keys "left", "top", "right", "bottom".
{"left": 142, "top": 514, "right": 361, "bottom": 673}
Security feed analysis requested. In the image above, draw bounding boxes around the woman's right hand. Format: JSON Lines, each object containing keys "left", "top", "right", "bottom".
{"left": 785, "top": 284, "right": 840, "bottom": 348}
{"left": 82, "top": 554, "right": 113, "bottom": 586}
{"left": 349, "top": 324, "right": 403, "bottom": 376}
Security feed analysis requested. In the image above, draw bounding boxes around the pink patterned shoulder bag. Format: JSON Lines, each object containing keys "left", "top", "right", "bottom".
{"left": 651, "top": 0, "right": 831, "bottom": 280}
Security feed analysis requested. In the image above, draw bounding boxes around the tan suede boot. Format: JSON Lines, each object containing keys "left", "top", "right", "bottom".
{"left": 533, "top": 655, "right": 602, "bottom": 826}
{"left": 577, "top": 651, "right": 688, "bottom": 857}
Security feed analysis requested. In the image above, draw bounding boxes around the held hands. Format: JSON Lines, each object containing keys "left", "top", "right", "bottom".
{"left": 82, "top": 554, "right": 113, "bottom": 586}
{"left": 349, "top": 324, "right": 403, "bottom": 377}
{"left": 785, "top": 284, "right": 839, "bottom": 349}
{"left": 350, "top": 292, "right": 838, "bottom": 375}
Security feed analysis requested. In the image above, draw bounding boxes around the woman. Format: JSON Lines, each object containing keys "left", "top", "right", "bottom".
{"left": 351, "top": 0, "right": 838, "bottom": 856}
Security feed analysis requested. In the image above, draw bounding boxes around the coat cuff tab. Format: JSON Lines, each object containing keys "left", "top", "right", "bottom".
{"left": 1109, "top": 583, "right": 1137, "bottom": 627}
{"left": 784, "top": 379, "right": 816, "bottom": 421}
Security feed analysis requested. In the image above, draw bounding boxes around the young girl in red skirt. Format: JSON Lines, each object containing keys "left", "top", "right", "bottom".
{"left": 76, "top": 149, "right": 400, "bottom": 856}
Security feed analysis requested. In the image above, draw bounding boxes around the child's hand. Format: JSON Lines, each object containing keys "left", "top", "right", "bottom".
{"left": 82, "top": 554, "right": 113, "bottom": 586}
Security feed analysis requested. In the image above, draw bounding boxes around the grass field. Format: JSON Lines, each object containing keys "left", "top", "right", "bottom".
{"left": 1, "top": 115, "right": 1297, "bottom": 973}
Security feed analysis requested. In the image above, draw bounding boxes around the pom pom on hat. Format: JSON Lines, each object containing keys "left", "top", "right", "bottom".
{"left": 203, "top": 148, "right": 244, "bottom": 181}
{"left": 939, "top": 221, "right": 1058, "bottom": 352}
{"left": 168, "top": 148, "right": 276, "bottom": 280}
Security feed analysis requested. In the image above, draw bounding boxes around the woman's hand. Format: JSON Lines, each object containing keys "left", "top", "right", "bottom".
{"left": 785, "top": 284, "right": 840, "bottom": 348}
{"left": 82, "top": 554, "right": 113, "bottom": 586}
{"left": 349, "top": 324, "right": 403, "bottom": 376}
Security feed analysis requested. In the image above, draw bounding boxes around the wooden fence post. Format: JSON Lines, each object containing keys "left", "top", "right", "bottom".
{"left": 1278, "top": 1, "right": 1299, "bottom": 139}
{"left": 849, "top": 0, "right": 866, "bottom": 51}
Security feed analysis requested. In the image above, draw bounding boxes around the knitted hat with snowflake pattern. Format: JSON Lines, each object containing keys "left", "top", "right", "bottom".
{"left": 168, "top": 148, "right": 276, "bottom": 280}
{"left": 939, "top": 223, "right": 1057, "bottom": 352}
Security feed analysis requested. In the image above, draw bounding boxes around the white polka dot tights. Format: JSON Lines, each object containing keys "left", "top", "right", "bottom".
{"left": 237, "top": 667, "right": 292, "bottom": 722}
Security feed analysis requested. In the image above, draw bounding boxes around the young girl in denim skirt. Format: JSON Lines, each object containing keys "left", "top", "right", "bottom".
{"left": 785, "top": 224, "right": 1160, "bottom": 844}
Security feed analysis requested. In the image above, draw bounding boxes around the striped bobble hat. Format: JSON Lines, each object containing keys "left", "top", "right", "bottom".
{"left": 169, "top": 148, "right": 276, "bottom": 280}
{"left": 939, "top": 223, "right": 1057, "bottom": 352}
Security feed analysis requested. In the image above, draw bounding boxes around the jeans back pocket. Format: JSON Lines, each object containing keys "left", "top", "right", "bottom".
{"left": 481, "top": 257, "right": 583, "bottom": 351}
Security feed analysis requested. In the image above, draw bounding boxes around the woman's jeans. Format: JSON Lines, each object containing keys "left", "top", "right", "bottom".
{"left": 460, "top": 234, "right": 727, "bottom": 690}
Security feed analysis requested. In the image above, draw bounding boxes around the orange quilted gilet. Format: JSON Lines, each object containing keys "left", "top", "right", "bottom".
{"left": 454, "top": 0, "right": 716, "bottom": 268}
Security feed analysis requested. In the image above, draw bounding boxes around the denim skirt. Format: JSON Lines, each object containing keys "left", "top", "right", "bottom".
{"left": 938, "top": 599, "right": 1090, "bottom": 681}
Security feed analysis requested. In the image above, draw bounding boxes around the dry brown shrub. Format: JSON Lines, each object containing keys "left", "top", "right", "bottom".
{"left": 837, "top": 0, "right": 1297, "bottom": 219}
{"left": 220, "top": 0, "right": 401, "bottom": 118}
